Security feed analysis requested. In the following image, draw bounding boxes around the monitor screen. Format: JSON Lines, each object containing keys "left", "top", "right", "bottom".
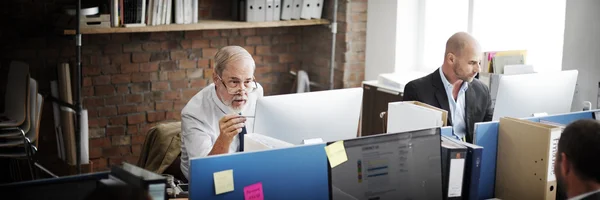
{"left": 331, "top": 128, "right": 443, "bottom": 200}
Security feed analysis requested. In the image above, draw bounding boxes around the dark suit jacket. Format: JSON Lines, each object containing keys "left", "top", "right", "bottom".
{"left": 403, "top": 69, "right": 493, "bottom": 143}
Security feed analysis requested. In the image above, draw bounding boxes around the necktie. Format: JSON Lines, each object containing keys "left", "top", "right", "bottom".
{"left": 238, "top": 113, "right": 247, "bottom": 152}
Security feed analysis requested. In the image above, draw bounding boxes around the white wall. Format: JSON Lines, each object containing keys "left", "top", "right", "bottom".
{"left": 562, "top": 0, "right": 600, "bottom": 110}
{"left": 365, "top": 0, "right": 400, "bottom": 81}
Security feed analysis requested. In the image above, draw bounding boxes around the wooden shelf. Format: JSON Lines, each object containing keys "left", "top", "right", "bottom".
{"left": 64, "top": 19, "right": 330, "bottom": 35}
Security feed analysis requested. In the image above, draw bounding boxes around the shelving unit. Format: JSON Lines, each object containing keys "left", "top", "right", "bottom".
{"left": 64, "top": 19, "right": 330, "bottom": 35}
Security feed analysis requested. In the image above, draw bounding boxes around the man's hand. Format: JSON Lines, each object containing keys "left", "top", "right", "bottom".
{"left": 218, "top": 114, "right": 246, "bottom": 141}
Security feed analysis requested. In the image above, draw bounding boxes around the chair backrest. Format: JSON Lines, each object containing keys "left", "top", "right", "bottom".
{"left": 137, "top": 122, "right": 182, "bottom": 175}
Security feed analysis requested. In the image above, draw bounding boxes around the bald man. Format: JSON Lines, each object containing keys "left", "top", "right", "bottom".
{"left": 403, "top": 32, "right": 493, "bottom": 143}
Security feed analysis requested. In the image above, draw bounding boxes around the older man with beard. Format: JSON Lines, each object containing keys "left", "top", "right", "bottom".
{"left": 180, "top": 46, "right": 263, "bottom": 180}
{"left": 403, "top": 32, "right": 493, "bottom": 143}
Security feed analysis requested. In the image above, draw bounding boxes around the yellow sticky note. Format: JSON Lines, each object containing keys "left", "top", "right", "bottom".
{"left": 324, "top": 141, "right": 348, "bottom": 168}
{"left": 213, "top": 169, "right": 235, "bottom": 195}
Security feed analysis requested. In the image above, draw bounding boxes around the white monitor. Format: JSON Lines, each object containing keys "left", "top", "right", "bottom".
{"left": 253, "top": 88, "right": 363, "bottom": 145}
{"left": 492, "top": 70, "right": 578, "bottom": 121}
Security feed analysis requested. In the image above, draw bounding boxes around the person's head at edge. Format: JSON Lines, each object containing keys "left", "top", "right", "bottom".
{"left": 442, "top": 32, "right": 482, "bottom": 83}
{"left": 554, "top": 119, "right": 600, "bottom": 198}
{"left": 212, "top": 46, "right": 256, "bottom": 114}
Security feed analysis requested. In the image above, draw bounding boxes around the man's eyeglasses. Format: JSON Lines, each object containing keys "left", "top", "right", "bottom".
{"left": 216, "top": 74, "right": 258, "bottom": 94}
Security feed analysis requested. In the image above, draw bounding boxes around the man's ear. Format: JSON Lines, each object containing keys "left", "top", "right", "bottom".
{"left": 560, "top": 152, "right": 571, "bottom": 175}
{"left": 446, "top": 53, "right": 455, "bottom": 65}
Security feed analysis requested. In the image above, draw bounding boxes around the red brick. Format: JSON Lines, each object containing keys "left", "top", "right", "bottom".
{"left": 95, "top": 85, "right": 115, "bottom": 96}
{"left": 90, "top": 147, "right": 102, "bottom": 159}
{"left": 132, "top": 72, "right": 158, "bottom": 82}
{"left": 192, "top": 39, "right": 210, "bottom": 48}
{"left": 253, "top": 56, "right": 263, "bottom": 65}
{"left": 147, "top": 111, "right": 166, "bottom": 122}
{"left": 145, "top": 92, "right": 163, "bottom": 103}
{"left": 256, "top": 46, "right": 271, "bottom": 55}
{"left": 109, "top": 116, "right": 127, "bottom": 125}
{"left": 124, "top": 156, "right": 140, "bottom": 164}
{"left": 280, "top": 35, "right": 296, "bottom": 44}
{"left": 111, "top": 135, "right": 131, "bottom": 146}
{"left": 90, "top": 138, "right": 111, "bottom": 148}
{"left": 90, "top": 55, "right": 110, "bottom": 65}
{"left": 181, "top": 40, "right": 192, "bottom": 49}
{"left": 279, "top": 54, "right": 295, "bottom": 63}
{"left": 155, "top": 101, "right": 174, "bottom": 111}
{"left": 126, "top": 94, "right": 143, "bottom": 103}
{"left": 110, "top": 54, "right": 131, "bottom": 65}
{"left": 128, "top": 125, "right": 139, "bottom": 134}
{"left": 262, "top": 36, "right": 272, "bottom": 45}
{"left": 204, "top": 69, "right": 214, "bottom": 79}
{"left": 256, "top": 28, "right": 272, "bottom": 35}
{"left": 263, "top": 55, "right": 278, "bottom": 63}
{"left": 203, "top": 30, "right": 220, "bottom": 37}
{"left": 88, "top": 127, "right": 105, "bottom": 138}
{"left": 151, "top": 52, "right": 169, "bottom": 61}
{"left": 83, "top": 77, "right": 92, "bottom": 86}
{"left": 92, "top": 75, "right": 111, "bottom": 85}
{"left": 197, "top": 59, "right": 210, "bottom": 68}
{"left": 152, "top": 82, "right": 169, "bottom": 91}
{"left": 142, "top": 42, "right": 162, "bottom": 51}
{"left": 140, "top": 62, "right": 159, "bottom": 72}
{"left": 210, "top": 38, "right": 228, "bottom": 47}
{"left": 185, "top": 31, "right": 203, "bottom": 39}
{"left": 87, "top": 109, "right": 99, "bottom": 118}
{"left": 168, "top": 70, "right": 186, "bottom": 81}
{"left": 290, "top": 44, "right": 302, "bottom": 53}
{"left": 351, "top": 2, "right": 367, "bottom": 12}
{"left": 271, "top": 45, "right": 287, "bottom": 53}
{"left": 120, "top": 63, "right": 140, "bottom": 73}
{"left": 160, "top": 61, "right": 178, "bottom": 71}
{"left": 174, "top": 101, "right": 187, "bottom": 110}
{"left": 123, "top": 43, "right": 142, "bottom": 52}
{"left": 132, "top": 52, "right": 151, "bottom": 63}
{"left": 159, "top": 71, "right": 169, "bottom": 80}
{"left": 132, "top": 144, "right": 142, "bottom": 155}
{"left": 98, "top": 107, "right": 117, "bottom": 117}
{"left": 82, "top": 86, "right": 94, "bottom": 97}
{"left": 352, "top": 13, "right": 367, "bottom": 22}
{"left": 132, "top": 134, "right": 146, "bottom": 145}
{"left": 84, "top": 66, "right": 101, "bottom": 76}
{"left": 243, "top": 46, "right": 256, "bottom": 54}
{"left": 84, "top": 98, "right": 105, "bottom": 107}
{"left": 108, "top": 157, "right": 124, "bottom": 167}
{"left": 164, "top": 91, "right": 182, "bottom": 100}
{"left": 171, "top": 50, "right": 188, "bottom": 60}
{"left": 179, "top": 59, "right": 197, "bottom": 69}
{"left": 106, "top": 126, "right": 126, "bottom": 136}
{"left": 161, "top": 41, "right": 180, "bottom": 50}
{"left": 105, "top": 95, "right": 123, "bottom": 105}
{"left": 202, "top": 48, "right": 218, "bottom": 58}
{"left": 92, "top": 158, "right": 108, "bottom": 171}
{"left": 228, "top": 37, "right": 245, "bottom": 46}
{"left": 190, "top": 50, "right": 202, "bottom": 60}
{"left": 190, "top": 79, "right": 208, "bottom": 88}
{"left": 240, "top": 29, "right": 256, "bottom": 36}
{"left": 128, "top": 113, "right": 146, "bottom": 124}
{"left": 118, "top": 105, "right": 138, "bottom": 115}
{"left": 246, "top": 36, "right": 262, "bottom": 45}
{"left": 104, "top": 43, "right": 122, "bottom": 54}
{"left": 183, "top": 89, "right": 199, "bottom": 100}
{"left": 131, "top": 83, "right": 151, "bottom": 93}
{"left": 171, "top": 80, "right": 188, "bottom": 89}
{"left": 111, "top": 34, "right": 130, "bottom": 43}
{"left": 166, "top": 111, "right": 182, "bottom": 120}
{"left": 89, "top": 118, "right": 108, "bottom": 129}
{"left": 150, "top": 32, "right": 168, "bottom": 41}
{"left": 103, "top": 146, "right": 131, "bottom": 157}
{"left": 101, "top": 65, "right": 120, "bottom": 75}
{"left": 137, "top": 104, "right": 153, "bottom": 112}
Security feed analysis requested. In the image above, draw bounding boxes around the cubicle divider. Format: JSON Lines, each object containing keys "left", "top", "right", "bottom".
{"left": 473, "top": 109, "right": 599, "bottom": 200}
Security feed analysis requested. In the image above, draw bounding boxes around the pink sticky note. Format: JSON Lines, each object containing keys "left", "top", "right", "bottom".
{"left": 244, "top": 182, "right": 264, "bottom": 200}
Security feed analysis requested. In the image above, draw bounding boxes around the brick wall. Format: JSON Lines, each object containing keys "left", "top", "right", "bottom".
{"left": 0, "top": 0, "right": 366, "bottom": 173}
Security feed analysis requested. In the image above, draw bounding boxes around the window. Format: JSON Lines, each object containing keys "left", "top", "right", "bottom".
{"left": 397, "top": 0, "right": 567, "bottom": 73}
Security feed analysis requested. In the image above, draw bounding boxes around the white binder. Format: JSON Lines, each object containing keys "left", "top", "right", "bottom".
{"left": 254, "top": 0, "right": 266, "bottom": 22}
{"left": 280, "top": 0, "right": 293, "bottom": 20}
{"left": 300, "top": 0, "right": 313, "bottom": 19}
{"left": 273, "top": 0, "right": 281, "bottom": 21}
{"left": 246, "top": 0, "right": 256, "bottom": 22}
{"left": 291, "top": 0, "right": 302, "bottom": 19}
{"left": 312, "top": 0, "right": 323, "bottom": 19}
{"left": 266, "top": 0, "right": 274, "bottom": 21}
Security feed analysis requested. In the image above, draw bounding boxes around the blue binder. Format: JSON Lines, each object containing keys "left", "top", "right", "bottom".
{"left": 189, "top": 144, "right": 330, "bottom": 200}
{"left": 441, "top": 126, "right": 453, "bottom": 137}
{"left": 443, "top": 135, "right": 483, "bottom": 200}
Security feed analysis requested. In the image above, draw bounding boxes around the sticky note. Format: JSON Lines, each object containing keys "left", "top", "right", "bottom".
{"left": 324, "top": 141, "right": 348, "bottom": 168}
{"left": 244, "top": 182, "right": 264, "bottom": 200}
{"left": 213, "top": 169, "right": 234, "bottom": 195}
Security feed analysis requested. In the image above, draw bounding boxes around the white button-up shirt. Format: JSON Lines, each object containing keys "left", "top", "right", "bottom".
{"left": 180, "top": 83, "right": 263, "bottom": 180}
{"left": 439, "top": 67, "right": 469, "bottom": 140}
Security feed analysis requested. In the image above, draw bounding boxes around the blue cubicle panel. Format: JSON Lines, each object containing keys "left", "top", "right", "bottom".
{"left": 474, "top": 110, "right": 598, "bottom": 200}
{"left": 189, "top": 144, "right": 330, "bottom": 200}
{"left": 440, "top": 126, "right": 453, "bottom": 137}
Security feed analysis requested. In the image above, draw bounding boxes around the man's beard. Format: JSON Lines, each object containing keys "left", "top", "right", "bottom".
{"left": 227, "top": 95, "right": 247, "bottom": 114}
{"left": 454, "top": 64, "right": 475, "bottom": 83}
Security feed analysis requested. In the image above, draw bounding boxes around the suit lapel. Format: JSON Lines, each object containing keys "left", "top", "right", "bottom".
{"left": 465, "top": 86, "right": 477, "bottom": 141}
{"left": 431, "top": 70, "right": 452, "bottom": 125}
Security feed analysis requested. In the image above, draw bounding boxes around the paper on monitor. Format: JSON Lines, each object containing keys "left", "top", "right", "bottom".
{"left": 244, "top": 133, "right": 294, "bottom": 152}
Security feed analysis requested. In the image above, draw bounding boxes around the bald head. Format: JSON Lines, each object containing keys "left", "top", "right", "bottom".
{"left": 445, "top": 32, "right": 480, "bottom": 57}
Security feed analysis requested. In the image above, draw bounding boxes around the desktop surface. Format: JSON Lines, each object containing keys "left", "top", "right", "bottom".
{"left": 331, "top": 128, "right": 443, "bottom": 200}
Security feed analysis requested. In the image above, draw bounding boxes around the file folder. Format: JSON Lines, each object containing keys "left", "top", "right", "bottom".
{"left": 291, "top": 0, "right": 302, "bottom": 19}
{"left": 496, "top": 117, "right": 561, "bottom": 200}
{"left": 280, "top": 0, "right": 293, "bottom": 20}
{"left": 273, "top": 0, "right": 281, "bottom": 21}
{"left": 441, "top": 136, "right": 467, "bottom": 200}
{"left": 387, "top": 101, "right": 448, "bottom": 133}
{"left": 300, "top": 0, "right": 314, "bottom": 19}
{"left": 312, "top": 0, "right": 323, "bottom": 19}
{"left": 265, "top": 0, "right": 274, "bottom": 21}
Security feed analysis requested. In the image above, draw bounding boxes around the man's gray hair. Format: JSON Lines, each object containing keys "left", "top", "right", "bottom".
{"left": 213, "top": 46, "right": 255, "bottom": 76}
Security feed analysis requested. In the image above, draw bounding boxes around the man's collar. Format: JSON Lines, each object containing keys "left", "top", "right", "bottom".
{"left": 438, "top": 67, "right": 469, "bottom": 91}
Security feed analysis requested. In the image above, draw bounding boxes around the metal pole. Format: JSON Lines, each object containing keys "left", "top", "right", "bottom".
{"left": 329, "top": 0, "right": 339, "bottom": 90}
{"left": 75, "top": 0, "right": 82, "bottom": 174}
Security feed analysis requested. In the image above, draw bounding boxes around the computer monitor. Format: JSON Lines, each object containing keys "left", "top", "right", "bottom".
{"left": 253, "top": 88, "right": 363, "bottom": 145}
{"left": 492, "top": 70, "right": 578, "bottom": 121}
{"left": 330, "top": 128, "right": 443, "bottom": 200}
